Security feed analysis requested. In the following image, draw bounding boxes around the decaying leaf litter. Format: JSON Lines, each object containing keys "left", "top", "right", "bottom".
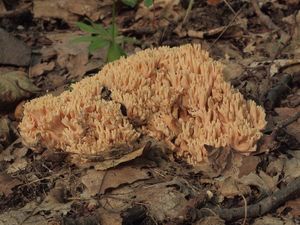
{"left": 0, "top": 0, "right": 300, "bottom": 224}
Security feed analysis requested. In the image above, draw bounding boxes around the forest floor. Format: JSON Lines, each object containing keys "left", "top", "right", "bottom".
{"left": 0, "top": 0, "right": 300, "bottom": 224}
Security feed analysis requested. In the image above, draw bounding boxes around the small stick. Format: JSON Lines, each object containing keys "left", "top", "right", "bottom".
{"left": 251, "top": 0, "right": 279, "bottom": 30}
{"left": 209, "top": 4, "right": 245, "bottom": 50}
{"left": 182, "top": 0, "right": 194, "bottom": 26}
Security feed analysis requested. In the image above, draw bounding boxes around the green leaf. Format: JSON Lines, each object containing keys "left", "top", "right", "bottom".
{"left": 71, "top": 35, "right": 99, "bottom": 43}
{"left": 144, "top": 0, "right": 153, "bottom": 7}
{"left": 107, "top": 42, "right": 126, "bottom": 62}
{"left": 90, "top": 22, "right": 109, "bottom": 36}
{"left": 76, "top": 22, "right": 98, "bottom": 33}
{"left": 88, "top": 39, "right": 110, "bottom": 53}
{"left": 121, "top": 0, "right": 138, "bottom": 7}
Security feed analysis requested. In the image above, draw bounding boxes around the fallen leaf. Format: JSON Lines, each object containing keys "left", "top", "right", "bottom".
{"left": 0, "top": 117, "right": 10, "bottom": 145}
{"left": 98, "top": 208, "right": 122, "bottom": 225}
{"left": 274, "top": 107, "right": 300, "bottom": 142}
{"left": 217, "top": 177, "right": 251, "bottom": 198}
{"left": 196, "top": 216, "right": 225, "bottom": 225}
{"left": 0, "top": 71, "right": 40, "bottom": 105}
{"left": 81, "top": 169, "right": 106, "bottom": 197}
{"left": 238, "top": 156, "right": 261, "bottom": 177}
{"left": 0, "top": 210, "right": 48, "bottom": 225}
{"left": 240, "top": 171, "right": 278, "bottom": 194}
{"left": 270, "top": 59, "right": 300, "bottom": 77}
{"left": 252, "top": 215, "right": 296, "bottom": 225}
{"left": 94, "top": 145, "right": 146, "bottom": 170}
{"left": 0, "top": 28, "right": 31, "bottom": 66}
{"left": 6, "top": 147, "right": 29, "bottom": 174}
{"left": 46, "top": 32, "right": 89, "bottom": 79}
{"left": 30, "top": 61, "right": 55, "bottom": 77}
{"left": 266, "top": 157, "right": 284, "bottom": 176}
{"left": 6, "top": 158, "right": 28, "bottom": 174}
{"left": 282, "top": 198, "right": 300, "bottom": 217}
{"left": 283, "top": 157, "right": 300, "bottom": 181}
{"left": 0, "top": 173, "right": 22, "bottom": 196}
{"left": 135, "top": 184, "right": 188, "bottom": 221}
{"left": 99, "top": 166, "right": 150, "bottom": 194}
{"left": 26, "top": 190, "right": 73, "bottom": 217}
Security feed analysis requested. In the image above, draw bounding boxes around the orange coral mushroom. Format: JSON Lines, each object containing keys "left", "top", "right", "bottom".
{"left": 19, "top": 44, "right": 266, "bottom": 165}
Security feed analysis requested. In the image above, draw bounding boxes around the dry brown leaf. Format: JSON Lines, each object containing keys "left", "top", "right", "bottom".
{"left": 266, "top": 157, "right": 284, "bottom": 176}
{"left": 270, "top": 59, "right": 300, "bottom": 76}
{"left": 6, "top": 158, "right": 28, "bottom": 174}
{"left": 238, "top": 156, "right": 261, "bottom": 178}
{"left": 94, "top": 146, "right": 145, "bottom": 171}
{"left": 5, "top": 146, "right": 29, "bottom": 174}
{"left": 135, "top": 185, "right": 188, "bottom": 221}
{"left": 132, "top": 0, "right": 182, "bottom": 33}
{"left": 0, "top": 71, "right": 40, "bottom": 105}
{"left": 0, "top": 173, "right": 22, "bottom": 196}
{"left": 283, "top": 157, "right": 300, "bottom": 181}
{"left": 47, "top": 32, "right": 89, "bottom": 79}
{"left": 274, "top": 107, "right": 300, "bottom": 142}
{"left": 282, "top": 198, "right": 300, "bottom": 217}
{"left": 81, "top": 169, "right": 105, "bottom": 197}
{"left": 253, "top": 215, "right": 296, "bottom": 225}
{"left": 195, "top": 216, "right": 225, "bottom": 225}
{"left": 240, "top": 171, "right": 278, "bottom": 194}
{"left": 33, "top": 0, "right": 110, "bottom": 25}
{"left": 99, "top": 166, "right": 150, "bottom": 194}
{"left": 218, "top": 177, "right": 251, "bottom": 198}
{"left": 98, "top": 208, "right": 122, "bottom": 225}
{"left": 0, "top": 117, "right": 10, "bottom": 146}
{"left": 0, "top": 210, "right": 48, "bottom": 225}
{"left": 30, "top": 62, "right": 55, "bottom": 77}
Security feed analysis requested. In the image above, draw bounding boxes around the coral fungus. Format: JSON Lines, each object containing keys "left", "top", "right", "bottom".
{"left": 19, "top": 44, "right": 266, "bottom": 165}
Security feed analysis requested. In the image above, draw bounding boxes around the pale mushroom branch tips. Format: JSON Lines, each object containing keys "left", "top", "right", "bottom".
{"left": 19, "top": 44, "right": 266, "bottom": 165}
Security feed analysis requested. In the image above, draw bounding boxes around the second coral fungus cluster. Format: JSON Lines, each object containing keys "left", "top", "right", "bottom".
{"left": 19, "top": 44, "right": 266, "bottom": 165}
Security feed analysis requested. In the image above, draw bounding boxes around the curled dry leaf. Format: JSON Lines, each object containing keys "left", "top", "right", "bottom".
{"left": 0, "top": 173, "right": 22, "bottom": 196}
{"left": 240, "top": 171, "right": 278, "bottom": 194}
{"left": 0, "top": 71, "right": 40, "bottom": 105}
{"left": 275, "top": 107, "right": 300, "bottom": 142}
{"left": 0, "top": 117, "right": 10, "bottom": 147}
{"left": 30, "top": 61, "right": 55, "bottom": 77}
{"left": 217, "top": 177, "right": 251, "bottom": 198}
{"left": 81, "top": 166, "right": 150, "bottom": 197}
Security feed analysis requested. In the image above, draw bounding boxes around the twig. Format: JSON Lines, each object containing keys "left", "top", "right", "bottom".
{"left": 240, "top": 194, "right": 247, "bottom": 225}
{"left": 193, "top": 176, "right": 300, "bottom": 221}
{"left": 182, "top": 0, "right": 194, "bottom": 25}
{"left": 0, "top": 2, "right": 32, "bottom": 18}
{"left": 257, "top": 111, "right": 300, "bottom": 154}
{"left": 209, "top": 4, "right": 245, "bottom": 50}
{"left": 251, "top": 0, "right": 279, "bottom": 30}
{"left": 271, "top": 111, "right": 300, "bottom": 136}
{"left": 223, "top": 0, "right": 237, "bottom": 16}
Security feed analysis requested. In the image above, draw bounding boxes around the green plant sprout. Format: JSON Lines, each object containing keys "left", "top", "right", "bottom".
{"left": 121, "top": 0, "right": 153, "bottom": 7}
{"left": 73, "top": 0, "right": 145, "bottom": 62}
